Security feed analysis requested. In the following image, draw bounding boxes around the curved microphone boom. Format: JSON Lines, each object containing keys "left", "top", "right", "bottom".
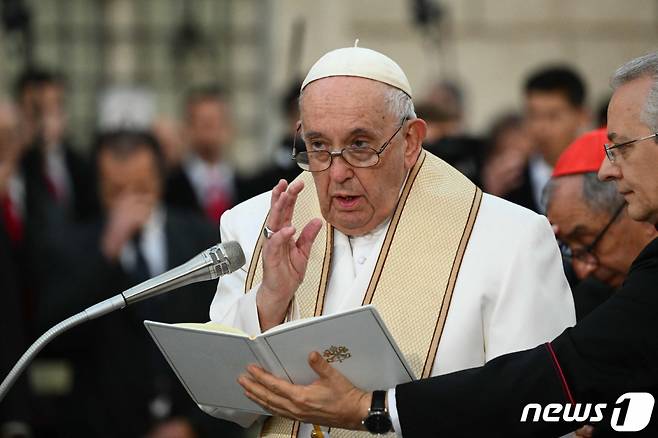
{"left": 0, "top": 241, "right": 245, "bottom": 403}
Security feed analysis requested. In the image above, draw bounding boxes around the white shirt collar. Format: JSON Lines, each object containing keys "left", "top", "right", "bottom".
{"left": 119, "top": 205, "right": 167, "bottom": 277}
{"left": 528, "top": 154, "right": 553, "bottom": 213}
{"left": 183, "top": 154, "right": 235, "bottom": 204}
{"left": 44, "top": 144, "right": 72, "bottom": 202}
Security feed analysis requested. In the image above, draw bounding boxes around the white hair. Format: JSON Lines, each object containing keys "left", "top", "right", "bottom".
{"left": 298, "top": 81, "right": 416, "bottom": 122}
{"left": 611, "top": 51, "right": 658, "bottom": 132}
{"left": 382, "top": 86, "right": 417, "bottom": 121}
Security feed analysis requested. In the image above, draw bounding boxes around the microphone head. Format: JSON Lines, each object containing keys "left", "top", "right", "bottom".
{"left": 219, "top": 241, "right": 246, "bottom": 273}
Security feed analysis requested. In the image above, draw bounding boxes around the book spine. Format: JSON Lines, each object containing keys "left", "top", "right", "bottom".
{"left": 253, "top": 338, "right": 291, "bottom": 382}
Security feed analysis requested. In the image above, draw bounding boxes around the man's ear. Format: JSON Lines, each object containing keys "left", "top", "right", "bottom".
{"left": 403, "top": 118, "right": 427, "bottom": 170}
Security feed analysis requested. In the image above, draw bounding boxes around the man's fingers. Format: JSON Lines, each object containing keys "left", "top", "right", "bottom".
{"left": 308, "top": 351, "right": 337, "bottom": 379}
{"left": 267, "top": 180, "right": 288, "bottom": 229}
{"left": 287, "top": 180, "right": 304, "bottom": 197}
{"left": 296, "top": 218, "right": 323, "bottom": 257}
{"left": 265, "top": 226, "right": 296, "bottom": 258}
{"left": 282, "top": 181, "right": 304, "bottom": 225}
{"left": 267, "top": 191, "right": 289, "bottom": 231}
{"left": 268, "top": 179, "right": 304, "bottom": 231}
{"left": 239, "top": 374, "right": 295, "bottom": 416}
{"left": 246, "top": 365, "right": 299, "bottom": 397}
{"left": 270, "top": 180, "right": 287, "bottom": 209}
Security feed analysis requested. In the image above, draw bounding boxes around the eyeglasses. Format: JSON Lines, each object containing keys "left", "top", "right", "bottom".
{"left": 291, "top": 117, "right": 407, "bottom": 172}
{"left": 603, "top": 132, "right": 658, "bottom": 163}
{"left": 559, "top": 202, "right": 626, "bottom": 267}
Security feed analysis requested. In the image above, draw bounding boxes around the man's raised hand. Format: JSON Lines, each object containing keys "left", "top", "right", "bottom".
{"left": 257, "top": 180, "right": 322, "bottom": 331}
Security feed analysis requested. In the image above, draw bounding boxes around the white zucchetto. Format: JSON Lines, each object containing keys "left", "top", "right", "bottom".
{"left": 301, "top": 42, "right": 412, "bottom": 98}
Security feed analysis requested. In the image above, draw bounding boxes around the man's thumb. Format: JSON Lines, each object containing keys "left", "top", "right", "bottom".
{"left": 308, "top": 351, "right": 333, "bottom": 378}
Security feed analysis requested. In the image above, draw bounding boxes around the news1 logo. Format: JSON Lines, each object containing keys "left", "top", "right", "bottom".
{"left": 520, "top": 392, "right": 655, "bottom": 432}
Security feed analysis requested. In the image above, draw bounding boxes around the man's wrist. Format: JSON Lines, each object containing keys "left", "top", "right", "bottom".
{"left": 355, "top": 391, "right": 372, "bottom": 430}
{"left": 256, "top": 286, "right": 292, "bottom": 331}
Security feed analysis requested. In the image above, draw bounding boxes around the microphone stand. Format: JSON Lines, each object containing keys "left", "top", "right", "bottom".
{"left": 0, "top": 295, "right": 126, "bottom": 402}
{"left": 0, "top": 242, "right": 244, "bottom": 402}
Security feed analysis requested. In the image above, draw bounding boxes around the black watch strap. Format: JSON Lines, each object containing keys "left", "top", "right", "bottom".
{"left": 371, "top": 390, "right": 387, "bottom": 411}
{"left": 363, "top": 390, "right": 392, "bottom": 434}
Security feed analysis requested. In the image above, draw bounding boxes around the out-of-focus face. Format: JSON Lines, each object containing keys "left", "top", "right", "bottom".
{"left": 299, "top": 76, "right": 425, "bottom": 236}
{"left": 598, "top": 76, "right": 658, "bottom": 224}
{"left": 98, "top": 147, "right": 162, "bottom": 212}
{"left": 185, "top": 99, "right": 232, "bottom": 161}
{"left": 526, "top": 91, "right": 586, "bottom": 165}
{"left": 547, "top": 175, "right": 650, "bottom": 288}
{"left": 0, "top": 105, "right": 23, "bottom": 164}
{"left": 39, "top": 83, "right": 65, "bottom": 115}
{"left": 39, "top": 84, "right": 67, "bottom": 148}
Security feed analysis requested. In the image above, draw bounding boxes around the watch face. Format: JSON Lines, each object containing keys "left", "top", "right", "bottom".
{"left": 364, "top": 411, "right": 392, "bottom": 434}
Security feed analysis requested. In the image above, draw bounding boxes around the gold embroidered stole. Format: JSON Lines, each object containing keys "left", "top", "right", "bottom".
{"left": 245, "top": 151, "right": 482, "bottom": 438}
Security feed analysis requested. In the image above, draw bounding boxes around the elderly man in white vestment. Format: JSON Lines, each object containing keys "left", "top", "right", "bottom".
{"left": 206, "top": 45, "right": 575, "bottom": 437}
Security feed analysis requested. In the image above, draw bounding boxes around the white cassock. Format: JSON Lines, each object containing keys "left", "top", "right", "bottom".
{"left": 204, "top": 191, "right": 576, "bottom": 436}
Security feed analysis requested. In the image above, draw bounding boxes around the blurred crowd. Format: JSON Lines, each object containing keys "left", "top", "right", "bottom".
{"left": 0, "top": 62, "right": 633, "bottom": 438}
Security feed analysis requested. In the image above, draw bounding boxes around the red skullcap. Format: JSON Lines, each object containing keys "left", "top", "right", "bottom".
{"left": 552, "top": 128, "right": 607, "bottom": 177}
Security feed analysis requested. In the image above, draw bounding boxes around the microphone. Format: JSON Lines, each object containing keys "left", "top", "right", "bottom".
{"left": 0, "top": 241, "right": 245, "bottom": 402}
{"left": 122, "top": 241, "right": 246, "bottom": 305}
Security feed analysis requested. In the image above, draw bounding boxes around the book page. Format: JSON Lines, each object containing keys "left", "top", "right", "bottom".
{"left": 262, "top": 306, "right": 414, "bottom": 389}
{"left": 145, "top": 321, "right": 268, "bottom": 414}
{"left": 175, "top": 322, "right": 247, "bottom": 337}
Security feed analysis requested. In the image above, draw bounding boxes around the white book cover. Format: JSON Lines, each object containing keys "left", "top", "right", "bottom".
{"left": 144, "top": 305, "right": 415, "bottom": 415}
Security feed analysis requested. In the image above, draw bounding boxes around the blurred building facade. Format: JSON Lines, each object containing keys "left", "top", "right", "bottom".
{"left": 1, "top": 0, "right": 657, "bottom": 171}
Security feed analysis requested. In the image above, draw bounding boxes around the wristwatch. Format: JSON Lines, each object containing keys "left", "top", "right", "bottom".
{"left": 362, "top": 390, "right": 393, "bottom": 434}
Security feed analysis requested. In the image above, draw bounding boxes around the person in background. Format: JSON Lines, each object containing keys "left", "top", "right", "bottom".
{"left": 509, "top": 66, "right": 590, "bottom": 212}
{"left": 16, "top": 68, "right": 95, "bottom": 222}
{"left": 236, "top": 80, "right": 302, "bottom": 203}
{"left": 546, "top": 128, "right": 657, "bottom": 319}
{"left": 416, "top": 101, "right": 486, "bottom": 186}
{"left": 481, "top": 112, "right": 533, "bottom": 198}
{"left": 153, "top": 116, "right": 187, "bottom": 172}
{"left": 165, "top": 86, "right": 238, "bottom": 224}
{"left": 33, "top": 130, "right": 243, "bottom": 438}
{"left": 424, "top": 79, "right": 465, "bottom": 137}
{"left": 0, "top": 103, "right": 32, "bottom": 438}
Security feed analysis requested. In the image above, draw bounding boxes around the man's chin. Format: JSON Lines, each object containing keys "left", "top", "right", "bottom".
{"left": 627, "top": 203, "right": 654, "bottom": 224}
{"left": 330, "top": 216, "right": 372, "bottom": 237}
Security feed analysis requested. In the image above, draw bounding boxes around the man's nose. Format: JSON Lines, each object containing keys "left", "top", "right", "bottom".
{"left": 598, "top": 157, "right": 620, "bottom": 182}
{"left": 328, "top": 153, "right": 354, "bottom": 182}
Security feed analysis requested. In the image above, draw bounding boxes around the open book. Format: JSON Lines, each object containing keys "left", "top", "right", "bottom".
{"left": 144, "top": 305, "right": 415, "bottom": 415}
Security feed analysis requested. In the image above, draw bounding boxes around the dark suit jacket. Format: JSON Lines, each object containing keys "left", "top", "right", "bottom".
{"left": 396, "top": 237, "right": 658, "bottom": 437}
{"left": 0, "top": 219, "right": 31, "bottom": 427}
{"left": 165, "top": 166, "right": 205, "bottom": 216}
{"left": 21, "top": 142, "right": 97, "bottom": 222}
{"left": 234, "top": 137, "right": 301, "bottom": 203}
{"left": 503, "top": 166, "right": 542, "bottom": 213}
{"left": 166, "top": 164, "right": 243, "bottom": 219}
{"left": 166, "top": 160, "right": 297, "bottom": 216}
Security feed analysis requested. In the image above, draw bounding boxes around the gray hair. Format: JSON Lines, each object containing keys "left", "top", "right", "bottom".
{"left": 611, "top": 51, "right": 658, "bottom": 132}
{"left": 581, "top": 172, "right": 625, "bottom": 217}
{"left": 299, "top": 82, "right": 417, "bottom": 122}
{"left": 544, "top": 172, "right": 624, "bottom": 218}
{"left": 382, "top": 86, "right": 417, "bottom": 121}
